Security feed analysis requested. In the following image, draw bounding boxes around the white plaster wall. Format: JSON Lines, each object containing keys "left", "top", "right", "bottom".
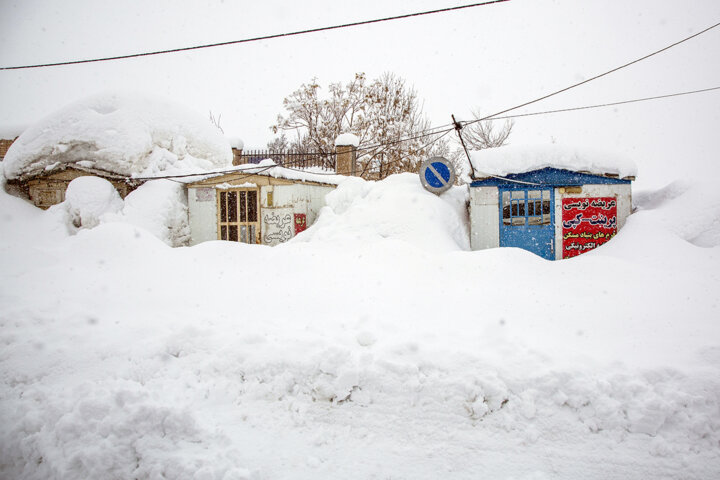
{"left": 469, "top": 186, "right": 499, "bottom": 251}
{"left": 188, "top": 187, "right": 217, "bottom": 246}
{"left": 553, "top": 183, "right": 632, "bottom": 260}
{"left": 273, "top": 184, "right": 333, "bottom": 225}
{"left": 257, "top": 184, "right": 333, "bottom": 245}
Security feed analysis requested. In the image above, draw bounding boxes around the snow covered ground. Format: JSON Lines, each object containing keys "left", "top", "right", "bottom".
{"left": 1, "top": 170, "right": 719, "bottom": 479}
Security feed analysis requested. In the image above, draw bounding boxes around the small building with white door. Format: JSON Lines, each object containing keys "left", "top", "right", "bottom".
{"left": 183, "top": 160, "right": 345, "bottom": 246}
{"left": 468, "top": 145, "right": 636, "bottom": 260}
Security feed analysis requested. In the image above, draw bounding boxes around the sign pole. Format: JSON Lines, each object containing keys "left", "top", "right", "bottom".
{"left": 452, "top": 114, "right": 475, "bottom": 179}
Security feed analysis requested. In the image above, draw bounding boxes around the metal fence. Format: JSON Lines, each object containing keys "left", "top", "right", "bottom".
{"left": 238, "top": 149, "right": 336, "bottom": 171}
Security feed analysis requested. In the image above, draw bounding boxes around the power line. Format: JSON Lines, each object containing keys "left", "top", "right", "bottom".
{"left": 479, "top": 85, "right": 720, "bottom": 121}
{"left": 352, "top": 126, "right": 456, "bottom": 177}
{"left": 285, "top": 84, "right": 720, "bottom": 177}
{"left": 133, "top": 83, "right": 720, "bottom": 181}
{"left": 462, "top": 20, "right": 720, "bottom": 127}
{"left": 246, "top": 81, "right": 720, "bottom": 163}
{"left": 355, "top": 123, "right": 456, "bottom": 154}
{"left": 0, "top": 1, "right": 510, "bottom": 71}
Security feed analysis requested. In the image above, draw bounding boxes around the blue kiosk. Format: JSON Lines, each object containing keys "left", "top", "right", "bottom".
{"left": 468, "top": 146, "right": 636, "bottom": 260}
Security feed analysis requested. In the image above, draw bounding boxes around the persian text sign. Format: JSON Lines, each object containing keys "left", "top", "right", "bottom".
{"left": 562, "top": 197, "right": 617, "bottom": 258}
{"left": 262, "top": 207, "right": 293, "bottom": 246}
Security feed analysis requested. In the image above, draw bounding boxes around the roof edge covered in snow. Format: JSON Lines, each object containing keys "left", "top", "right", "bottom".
{"left": 470, "top": 144, "right": 638, "bottom": 180}
{"left": 180, "top": 159, "right": 346, "bottom": 187}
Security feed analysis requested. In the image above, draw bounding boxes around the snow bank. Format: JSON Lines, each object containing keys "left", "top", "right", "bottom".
{"left": 61, "top": 176, "right": 124, "bottom": 230}
{"left": 2, "top": 171, "right": 720, "bottom": 479}
{"left": 3, "top": 92, "right": 233, "bottom": 180}
{"left": 27, "top": 176, "right": 190, "bottom": 247}
{"left": 633, "top": 178, "right": 720, "bottom": 247}
{"left": 293, "top": 173, "right": 470, "bottom": 252}
{"left": 470, "top": 144, "right": 638, "bottom": 178}
{"left": 107, "top": 180, "right": 191, "bottom": 247}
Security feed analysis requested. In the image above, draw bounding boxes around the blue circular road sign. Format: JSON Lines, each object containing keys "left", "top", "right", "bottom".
{"left": 419, "top": 157, "right": 456, "bottom": 194}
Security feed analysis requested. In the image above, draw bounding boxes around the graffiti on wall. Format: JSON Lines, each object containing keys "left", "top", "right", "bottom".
{"left": 562, "top": 197, "right": 617, "bottom": 258}
{"left": 263, "top": 208, "right": 294, "bottom": 245}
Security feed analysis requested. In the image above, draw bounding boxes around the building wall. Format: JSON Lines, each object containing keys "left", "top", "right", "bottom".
{"left": 0, "top": 138, "right": 17, "bottom": 160}
{"left": 260, "top": 184, "right": 333, "bottom": 245}
{"left": 469, "top": 186, "right": 500, "bottom": 250}
{"left": 271, "top": 184, "right": 334, "bottom": 225}
{"left": 470, "top": 183, "right": 632, "bottom": 259}
{"left": 188, "top": 187, "right": 218, "bottom": 245}
{"left": 188, "top": 182, "right": 334, "bottom": 246}
{"left": 25, "top": 170, "right": 133, "bottom": 209}
{"left": 552, "top": 183, "right": 632, "bottom": 260}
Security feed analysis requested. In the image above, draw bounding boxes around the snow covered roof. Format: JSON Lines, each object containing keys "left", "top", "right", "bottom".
{"left": 3, "top": 92, "right": 233, "bottom": 181}
{"left": 470, "top": 144, "right": 637, "bottom": 180}
{"left": 180, "top": 159, "right": 347, "bottom": 186}
{"left": 0, "top": 124, "right": 26, "bottom": 139}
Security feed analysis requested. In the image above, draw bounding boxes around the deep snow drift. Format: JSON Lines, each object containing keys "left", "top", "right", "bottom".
{"left": 43, "top": 176, "right": 191, "bottom": 248}
{"left": 1, "top": 170, "right": 719, "bottom": 479}
{"left": 2, "top": 92, "right": 233, "bottom": 180}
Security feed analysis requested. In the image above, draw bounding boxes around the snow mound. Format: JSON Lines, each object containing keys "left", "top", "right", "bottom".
{"left": 634, "top": 178, "right": 720, "bottom": 247}
{"left": 0, "top": 124, "right": 25, "bottom": 139}
{"left": 3, "top": 92, "right": 233, "bottom": 180}
{"left": 470, "top": 144, "right": 638, "bottom": 179}
{"left": 292, "top": 173, "right": 469, "bottom": 252}
{"left": 46, "top": 177, "right": 189, "bottom": 247}
{"left": 108, "top": 180, "right": 191, "bottom": 247}
{"left": 62, "top": 176, "right": 124, "bottom": 230}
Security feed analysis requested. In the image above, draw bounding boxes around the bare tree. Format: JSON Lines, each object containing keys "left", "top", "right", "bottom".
{"left": 270, "top": 72, "right": 435, "bottom": 179}
{"left": 266, "top": 134, "right": 290, "bottom": 153}
{"left": 208, "top": 111, "right": 224, "bottom": 134}
{"left": 463, "top": 109, "right": 514, "bottom": 150}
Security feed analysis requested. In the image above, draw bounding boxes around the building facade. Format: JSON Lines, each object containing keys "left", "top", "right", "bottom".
{"left": 469, "top": 167, "right": 633, "bottom": 260}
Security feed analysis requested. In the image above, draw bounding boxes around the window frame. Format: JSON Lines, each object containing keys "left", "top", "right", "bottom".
{"left": 501, "top": 189, "right": 552, "bottom": 227}
{"left": 217, "top": 187, "right": 260, "bottom": 244}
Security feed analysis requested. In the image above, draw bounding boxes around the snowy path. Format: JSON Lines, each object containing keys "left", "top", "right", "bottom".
{"left": 2, "top": 175, "right": 720, "bottom": 479}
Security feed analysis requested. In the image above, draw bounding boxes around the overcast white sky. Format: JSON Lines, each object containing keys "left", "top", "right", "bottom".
{"left": 1, "top": 0, "right": 719, "bottom": 188}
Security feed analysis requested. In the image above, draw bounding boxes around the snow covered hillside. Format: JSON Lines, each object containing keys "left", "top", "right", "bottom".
{"left": 1, "top": 171, "right": 719, "bottom": 479}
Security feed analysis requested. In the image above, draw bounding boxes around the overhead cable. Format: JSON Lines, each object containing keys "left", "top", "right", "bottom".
{"left": 136, "top": 83, "right": 720, "bottom": 181}
{"left": 0, "top": 1, "right": 510, "bottom": 71}
{"left": 477, "top": 85, "right": 720, "bottom": 121}
{"left": 462, "top": 20, "right": 720, "bottom": 127}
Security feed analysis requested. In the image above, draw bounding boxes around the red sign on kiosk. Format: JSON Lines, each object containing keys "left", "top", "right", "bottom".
{"left": 561, "top": 197, "right": 617, "bottom": 258}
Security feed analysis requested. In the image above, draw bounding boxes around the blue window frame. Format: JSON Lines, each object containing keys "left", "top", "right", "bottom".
{"left": 499, "top": 187, "right": 555, "bottom": 260}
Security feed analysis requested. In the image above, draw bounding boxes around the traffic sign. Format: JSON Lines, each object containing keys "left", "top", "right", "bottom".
{"left": 419, "top": 157, "right": 455, "bottom": 194}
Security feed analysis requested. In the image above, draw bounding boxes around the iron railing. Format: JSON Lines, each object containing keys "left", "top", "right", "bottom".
{"left": 238, "top": 149, "right": 336, "bottom": 170}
